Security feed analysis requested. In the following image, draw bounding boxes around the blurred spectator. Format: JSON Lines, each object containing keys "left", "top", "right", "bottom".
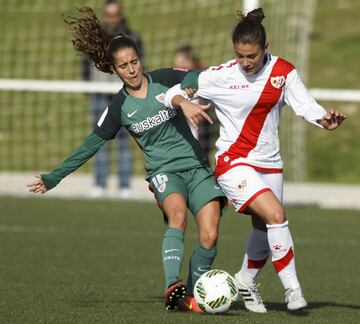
{"left": 172, "top": 44, "right": 214, "bottom": 158}
{"left": 173, "top": 44, "right": 203, "bottom": 71}
{"left": 82, "top": 0, "right": 145, "bottom": 198}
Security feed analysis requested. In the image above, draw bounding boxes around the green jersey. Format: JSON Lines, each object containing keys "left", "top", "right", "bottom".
{"left": 94, "top": 68, "right": 208, "bottom": 178}
{"left": 40, "top": 68, "right": 209, "bottom": 191}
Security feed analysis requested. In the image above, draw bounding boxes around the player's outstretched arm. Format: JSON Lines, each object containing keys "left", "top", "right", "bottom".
{"left": 26, "top": 132, "right": 107, "bottom": 193}
{"left": 317, "top": 109, "right": 346, "bottom": 130}
{"left": 164, "top": 84, "right": 212, "bottom": 129}
{"left": 173, "top": 95, "right": 213, "bottom": 129}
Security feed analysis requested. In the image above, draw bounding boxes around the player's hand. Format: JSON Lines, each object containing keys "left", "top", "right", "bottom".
{"left": 27, "top": 174, "right": 48, "bottom": 194}
{"left": 318, "top": 110, "right": 346, "bottom": 130}
{"left": 178, "top": 100, "right": 213, "bottom": 129}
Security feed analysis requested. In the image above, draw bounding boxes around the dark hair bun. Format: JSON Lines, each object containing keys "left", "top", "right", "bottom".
{"left": 246, "top": 8, "right": 265, "bottom": 23}
{"left": 232, "top": 7, "right": 267, "bottom": 48}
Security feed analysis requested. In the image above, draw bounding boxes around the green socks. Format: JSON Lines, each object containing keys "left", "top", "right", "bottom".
{"left": 162, "top": 229, "right": 217, "bottom": 294}
{"left": 162, "top": 227, "right": 184, "bottom": 288}
{"left": 186, "top": 242, "right": 217, "bottom": 295}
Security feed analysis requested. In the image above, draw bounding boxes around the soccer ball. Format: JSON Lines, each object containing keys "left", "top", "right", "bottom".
{"left": 193, "top": 269, "right": 238, "bottom": 314}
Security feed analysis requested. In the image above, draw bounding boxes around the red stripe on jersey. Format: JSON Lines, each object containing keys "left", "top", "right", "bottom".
{"left": 211, "top": 60, "right": 237, "bottom": 71}
{"left": 215, "top": 58, "right": 294, "bottom": 178}
{"left": 272, "top": 247, "right": 294, "bottom": 273}
{"left": 248, "top": 257, "right": 268, "bottom": 269}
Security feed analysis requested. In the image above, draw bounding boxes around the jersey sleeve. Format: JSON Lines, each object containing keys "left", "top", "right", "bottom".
{"left": 285, "top": 69, "right": 327, "bottom": 128}
{"left": 164, "top": 69, "right": 216, "bottom": 109}
{"left": 41, "top": 132, "right": 107, "bottom": 190}
{"left": 94, "top": 93, "right": 124, "bottom": 139}
{"left": 181, "top": 69, "right": 216, "bottom": 100}
{"left": 163, "top": 84, "right": 189, "bottom": 109}
{"left": 148, "top": 68, "right": 190, "bottom": 88}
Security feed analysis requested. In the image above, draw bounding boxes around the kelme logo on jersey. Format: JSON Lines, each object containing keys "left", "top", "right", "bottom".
{"left": 270, "top": 76, "right": 285, "bottom": 89}
{"left": 131, "top": 108, "right": 177, "bottom": 133}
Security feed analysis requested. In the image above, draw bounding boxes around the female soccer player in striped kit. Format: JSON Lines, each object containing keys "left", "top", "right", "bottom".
{"left": 27, "top": 7, "right": 227, "bottom": 313}
{"left": 165, "top": 8, "right": 346, "bottom": 312}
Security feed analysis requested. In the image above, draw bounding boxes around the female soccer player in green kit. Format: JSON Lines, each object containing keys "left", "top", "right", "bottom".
{"left": 27, "top": 7, "right": 226, "bottom": 313}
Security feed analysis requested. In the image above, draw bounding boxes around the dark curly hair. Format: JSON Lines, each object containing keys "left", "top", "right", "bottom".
{"left": 63, "top": 6, "right": 139, "bottom": 74}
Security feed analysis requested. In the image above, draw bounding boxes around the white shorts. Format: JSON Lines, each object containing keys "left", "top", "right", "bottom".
{"left": 217, "top": 165, "right": 283, "bottom": 214}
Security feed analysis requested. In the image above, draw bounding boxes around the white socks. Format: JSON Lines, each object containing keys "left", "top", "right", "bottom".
{"left": 267, "top": 221, "right": 300, "bottom": 290}
{"left": 238, "top": 221, "right": 301, "bottom": 290}
{"left": 237, "top": 228, "right": 269, "bottom": 285}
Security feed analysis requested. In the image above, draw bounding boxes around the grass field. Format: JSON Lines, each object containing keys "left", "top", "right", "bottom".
{"left": 0, "top": 196, "right": 359, "bottom": 323}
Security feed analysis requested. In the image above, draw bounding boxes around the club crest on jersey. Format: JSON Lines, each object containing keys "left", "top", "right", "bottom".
{"left": 155, "top": 93, "right": 165, "bottom": 104}
{"left": 270, "top": 76, "right": 285, "bottom": 89}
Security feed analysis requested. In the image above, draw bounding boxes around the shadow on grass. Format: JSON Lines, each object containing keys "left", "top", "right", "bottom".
{"left": 114, "top": 296, "right": 163, "bottom": 304}
{"left": 69, "top": 294, "right": 164, "bottom": 307}
{"left": 306, "top": 302, "right": 360, "bottom": 311}
{"left": 70, "top": 294, "right": 360, "bottom": 315}
{"left": 232, "top": 300, "right": 360, "bottom": 316}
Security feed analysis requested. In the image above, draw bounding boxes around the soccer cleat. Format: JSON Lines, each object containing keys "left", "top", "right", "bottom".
{"left": 178, "top": 295, "right": 204, "bottom": 313}
{"left": 234, "top": 273, "right": 267, "bottom": 313}
{"left": 285, "top": 288, "right": 307, "bottom": 311}
{"left": 164, "top": 281, "right": 186, "bottom": 310}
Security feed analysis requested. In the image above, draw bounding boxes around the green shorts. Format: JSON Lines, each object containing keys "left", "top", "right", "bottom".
{"left": 148, "top": 165, "right": 228, "bottom": 218}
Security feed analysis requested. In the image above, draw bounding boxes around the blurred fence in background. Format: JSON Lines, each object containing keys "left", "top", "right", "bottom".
{"left": 0, "top": 0, "right": 359, "bottom": 198}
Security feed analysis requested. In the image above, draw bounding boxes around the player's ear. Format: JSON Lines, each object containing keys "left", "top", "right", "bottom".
{"left": 264, "top": 42, "right": 269, "bottom": 52}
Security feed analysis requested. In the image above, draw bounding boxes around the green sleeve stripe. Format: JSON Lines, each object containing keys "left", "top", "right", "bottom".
{"left": 180, "top": 70, "right": 201, "bottom": 89}
{"left": 41, "top": 132, "right": 107, "bottom": 190}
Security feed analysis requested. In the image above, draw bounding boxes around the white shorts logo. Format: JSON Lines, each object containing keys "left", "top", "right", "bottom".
{"left": 152, "top": 173, "right": 169, "bottom": 193}
{"left": 238, "top": 179, "right": 247, "bottom": 192}
{"left": 270, "top": 76, "right": 285, "bottom": 89}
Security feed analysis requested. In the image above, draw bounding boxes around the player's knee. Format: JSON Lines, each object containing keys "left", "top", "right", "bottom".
{"left": 199, "top": 229, "right": 218, "bottom": 249}
{"left": 167, "top": 210, "right": 187, "bottom": 230}
{"left": 267, "top": 208, "right": 286, "bottom": 225}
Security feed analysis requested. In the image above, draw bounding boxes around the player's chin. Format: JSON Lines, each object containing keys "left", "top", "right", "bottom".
{"left": 126, "top": 79, "right": 142, "bottom": 90}
{"left": 243, "top": 69, "right": 256, "bottom": 75}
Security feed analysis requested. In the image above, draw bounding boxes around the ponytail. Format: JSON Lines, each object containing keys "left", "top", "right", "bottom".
{"left": 232, "top": 8, "right": 266, "bottom": 48}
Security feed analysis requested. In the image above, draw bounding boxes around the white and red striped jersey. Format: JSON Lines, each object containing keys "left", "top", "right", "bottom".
{"left": 165, "top": 54, "right": 327, "bottom": 177}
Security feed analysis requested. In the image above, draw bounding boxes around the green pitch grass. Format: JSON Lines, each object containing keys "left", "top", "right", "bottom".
{"left": 0, "top": 197, "right": 359, "bottom": 323}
